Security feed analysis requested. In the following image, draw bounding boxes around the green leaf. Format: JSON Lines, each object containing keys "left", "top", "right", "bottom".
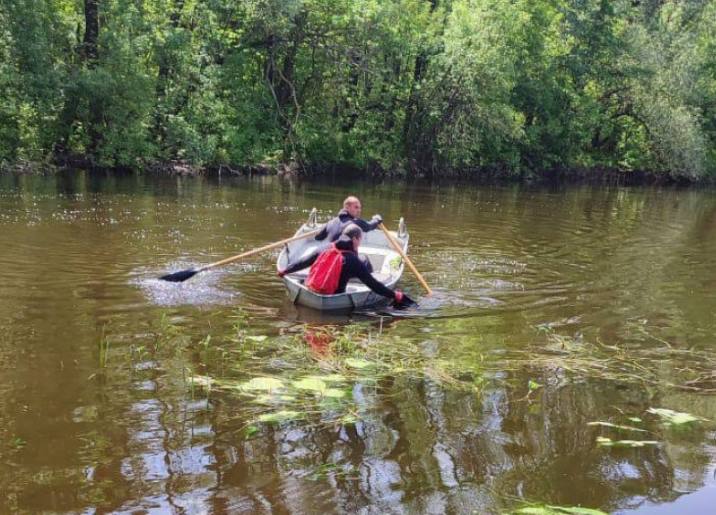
{"left": 307, "top": 374, "right": 346, "bottom": 383}
{"left": 240, "top": 377, "right": 284, "bottom": 391}
{"left": 245, "top": 425, "right": 259, "bottom": 438}
{"left": 246, "top": 335, "right": 268, "bottom": 342}
{"left": 344, "top": 358, "right": 373, "bottom": 369}
{"left": 528, "top": 379, "right": 542, "bottom": 391}
{"left": 548, "top": 507, "right": 610, "bottom": 515}
{"left": 258, "top": 410, "right": 301, "bottom": 423}
{"left": 293, "top": 377, "right": 327, "bottom": 393}
{"left": 596, "top": 436, "right": 659, "bottom": 447}
{"left": 252, "top": 393, "right": 295, "bottom": 405}
{"left": 587, "top": 421, "right": 646, "bottom": 432}
{"left": 340, "top": 414, "right": 359, "bottom": 424}
{"left": 514, "top": 505, "right": 609, "bottom": 515}
{"left": 323, "top": 388, "right": 347, "bottom": 398}
{"left": 647, "top": 407, "right": 706, "bottom": 425}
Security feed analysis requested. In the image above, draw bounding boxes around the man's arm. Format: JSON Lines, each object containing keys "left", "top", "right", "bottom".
{"left": 282, "top": 250, "right": 319, "bottom": 275}
{"left": 314, "top": 225, "right": 328, "bottom": 241}
{"left": 357, "top": 214, "right": 382, "bottom": 232}
{"left": 352, "top": 256, "right": 396, "bottom": 299}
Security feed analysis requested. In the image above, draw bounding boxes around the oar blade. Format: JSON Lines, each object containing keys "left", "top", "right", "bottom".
{"left": 159, "top": 268, "right": 199, "bottom": 282}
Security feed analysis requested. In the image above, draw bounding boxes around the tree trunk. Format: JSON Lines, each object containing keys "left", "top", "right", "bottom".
{"left": 83, "top": 0, "right": 102, "bottom": 154}
{"left": 54, "top": 0, "right": 100, "bottom": 158}
{"left": 402, "top": 0, "right": 438, "bottom": 174}
{"left": 82, "top": 0, "right": 99, "bottom": 62}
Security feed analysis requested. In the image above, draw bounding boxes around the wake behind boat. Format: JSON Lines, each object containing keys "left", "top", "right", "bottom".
{"left": 277, "top": 209, "right": 409, "bottom": 311}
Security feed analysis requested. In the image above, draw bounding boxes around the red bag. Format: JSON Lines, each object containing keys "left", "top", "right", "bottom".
{"left": 306, "top": 245, "right": 348, "bottom": 294}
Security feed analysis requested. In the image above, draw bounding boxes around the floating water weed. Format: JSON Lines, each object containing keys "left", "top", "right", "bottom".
{"left": 505, "top": 330, "right": 716, "bottom": 394}
{"left": 9, "top": 436, "right": 26, "bottom": 450}
{"left": 258, "top": 410, "right": 302, "bottom": 423}
{"left": 293, "top": 377, "right": 328, "bottom": 392}
{"left": 596, "top": 436, "right": 659, "bottom": 448}
{"left": 646, "top": 407, "right": 707, "bottom": 426}
{"left": 252, "top": 393, "right": 296, "bottom": 405}
{"left": 344, "top": 358, "right": 373, "bottom": 370}
{"left": 183, "top": 323, "right": 482, "bottom": 430}
{"left": 528, "top": 380, "right": 541, "bottom": 391}
{"left": 513, "top": 505, "right": 608, "bottom": 515}
{"left": 240, "top": 377, "right": 284, "bottom": 392}
{"left": 98, "top": 330, "right": 110, "bottom": 368}
{"left": 587, "top": 421, "right": 647, "bottom": 432}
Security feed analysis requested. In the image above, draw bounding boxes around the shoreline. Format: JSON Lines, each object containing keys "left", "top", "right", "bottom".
{"left": 1, "top": 157, "right": 708, "bottom": 187}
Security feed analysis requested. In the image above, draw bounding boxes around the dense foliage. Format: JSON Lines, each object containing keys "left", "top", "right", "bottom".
{"left": 1, "top": 0, "right": 714, "bottom": 179}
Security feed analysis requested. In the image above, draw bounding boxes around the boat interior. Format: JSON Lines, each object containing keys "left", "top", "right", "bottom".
{"left": 277, "top": 213, "right": 408, "bottom": 294}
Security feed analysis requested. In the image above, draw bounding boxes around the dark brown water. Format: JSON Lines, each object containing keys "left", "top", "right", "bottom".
{"left": 1, "top": 171, "right": 715, "bottom": 514}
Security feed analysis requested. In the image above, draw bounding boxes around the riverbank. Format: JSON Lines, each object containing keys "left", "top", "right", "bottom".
{"left": 1, "top": 157, "right": 709, "bottom": 187}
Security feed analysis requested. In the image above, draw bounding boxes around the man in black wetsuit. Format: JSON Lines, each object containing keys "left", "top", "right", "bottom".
{"left": 278, "top": 224, "right": 406, "bottom": 305}
{"left": 315, "top": 196, "right": 383, "bottom": 242}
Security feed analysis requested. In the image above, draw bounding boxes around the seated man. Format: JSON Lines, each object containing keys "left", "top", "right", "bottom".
{"left": 315, "top": 196, "right": 383, "bottom": 242}
{"left": 279, "top": 224, "right": 406, "bottom": 304}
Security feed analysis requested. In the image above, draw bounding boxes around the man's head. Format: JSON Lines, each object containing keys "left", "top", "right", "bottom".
{"left": 341, "top": 223, "right": 363, "bottom": 251}
{"left": 343, "top": 196, "right": 362, "bottom": 218}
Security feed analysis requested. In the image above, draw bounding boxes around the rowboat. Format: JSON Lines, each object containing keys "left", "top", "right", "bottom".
{"left": 277, "top": 209, "right": 409, "bottom": 311}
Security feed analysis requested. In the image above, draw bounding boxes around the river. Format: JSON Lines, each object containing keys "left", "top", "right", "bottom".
{"left": 1, "top": 171, "right": 715, "bottom": 513}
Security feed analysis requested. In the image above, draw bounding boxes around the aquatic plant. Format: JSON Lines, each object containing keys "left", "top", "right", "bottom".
{"left": 646, "top": 407, "right": 708, "bottom": 426}
{"left": 512, "top": 504, "right": 608, "bottom": 515}
{"left": 184, "top": 323, "right": 482, "bottom": 430}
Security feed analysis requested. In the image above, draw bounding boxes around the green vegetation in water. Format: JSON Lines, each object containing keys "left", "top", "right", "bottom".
{"left": 504, "top": 329, "right": 716, "bottom": 395}
{"left": 511, "top": 504, "right": 608, "bottom": 515}
{"left": 98, "top": 327, "right": 110, "bottom": 369}
{"left": 587, "top": 421, "right": 647, "bottom": 433}
{"left": 184, "top": 323, "right": 482, "bottom": 429}
{"left": 646, "top": 407, "right": 708, "bottom": 426}
{"left": 9, "top": 436, "right": 26, "bottom": 450}
{"left": 173, "top": 320, "right": 716, "bottom": 436}
{"left": 595, "top": 436, "right": 659, "bottom": 448}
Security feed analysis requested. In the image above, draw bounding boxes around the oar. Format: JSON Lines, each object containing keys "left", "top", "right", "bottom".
{"left": 379, "top": 223, "right": 433, "bottom": 296}
{"left": 160, "top": 229, "right": 321, "bottom": 282}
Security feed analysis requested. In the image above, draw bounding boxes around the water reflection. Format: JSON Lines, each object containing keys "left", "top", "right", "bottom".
{"left": 0, "top": 171, "right": 715, "bottom": 513}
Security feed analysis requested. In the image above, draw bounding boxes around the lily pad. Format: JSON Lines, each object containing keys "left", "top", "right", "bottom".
{"left": 293, "top": 377, "right": 327, "bottom": 393}
{"left": 307, "top": 374, "right": 346, "bottom": 383}
{"left": 514, "top": 506, "right": 608, "bottom": 515}
{"left": 528, "top": 379, "right": 542, "bottom": 391}
{"left": 323, "top": 388, "right": 347, "bottom": 398}
{"left": 252, "top": 394, "right": 296, "bottom": 405}
{"left": 647, "top": 407, "right": 705, "bottom": 425}
{"left": 344, "top": 358, "right": 373, "bottom": 369}
{"left": 240, "top": 377, "right": 284, "bottom": 392}
{"left": 258, "top": 410, "right": 301, "bottom": 423}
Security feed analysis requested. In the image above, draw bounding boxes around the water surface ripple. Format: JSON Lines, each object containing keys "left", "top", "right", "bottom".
{"left": 1, "top": 172, "right": 715, "bottom": 513}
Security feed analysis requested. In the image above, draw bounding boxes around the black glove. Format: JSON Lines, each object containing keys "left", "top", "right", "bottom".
{"left": 392, "top": 291, "right": 417, "bottom": 309}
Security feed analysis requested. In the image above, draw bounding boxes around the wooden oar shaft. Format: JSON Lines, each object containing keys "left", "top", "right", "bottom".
{"left": 379, "top": 223, "right": 432, "bottom": 295}
{"left": 200, "top": 228, "right": 321, "bottom": 272}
